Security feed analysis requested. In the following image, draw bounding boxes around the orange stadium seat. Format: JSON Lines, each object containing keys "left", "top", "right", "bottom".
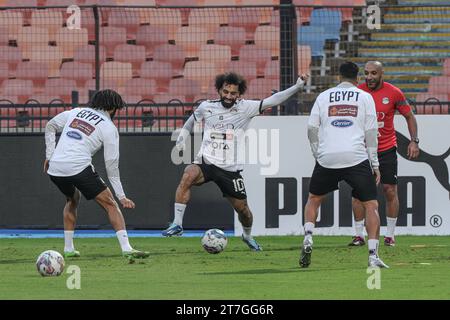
{"left": 107, "top": 9, "right": 140, "bottom": 40}
{"left": 264, "top": 59, "right": 279, "bottom": 80}
{"left": 169, "top": 78, "right": 201, "bottom": 99}
{"left": 227, "top": 60, "right": 258, "bottom": 80}
{"left": 414, "top": 93, "right": 449, "bottom": 114}
{"left": 228, "top": 8, "right": 261, "bottom": 40}
{"left": 198, "top": 44, "right": 231, "bottom": 73}
{"left": 80, "top": 9, "right": 97, "bottom": 42}
{"left": 139, "top": 61, "right": 174, "bottom": 89}
{"left": 238, "top": 45, "right": 272, "bottom": 76}
{"left": 2, "top": 79, "right": 34, "bottom": 103}
{"left": 100, "top": 26, "right": 127, "bottom": 58}
{"left": 188, "top": 9, "right": 229, "bottom": 40}
{"left": 113, "top": 44, "right": 146, "bottom": 76}
{"left": 136, "top": 25, "right": 169, "bottom": 57}
{"left": 152, "top": 44, "right": 186, "bottom": 76}
{"left": 17, "top": 26, "right": 50, "bottom": 60}
{"left": 240, "top": 0, "right": 275, "bottom": 24}
{"left": 0, "top": 46, "right": 22, "bottom": 76}
{"left": 29, "top": 45, "right": 63, "bottom": 78}
{"left": 43, "top": 78, "right": 78, "bottom": 101}
{"left": 246, "top": 78, "right": 279, "bottom": 100}
{"left": 55, "top": 27, "right": 88, "bottom": 59}
{"left": 144, "top": 9, "right": 182, "bottom": 41}
{"left": 122, "top": 78, "right": 158, "bottom": 99}
{"left": 74, "top": 45, "right": 107, "bottom": 68}
{"left": 84, "top": 79, "right": 120, "bottom": 93}
{"left": 0, "top": 11, "right": 23, "bottom": 41}
{"left": 100, "top": 61, "right": 132, "bottom": 87}
{"left": 30, "top": 9, "right": 63, "bottom": 42}
{"left": 15, "top": 61, "right": 49, "bottom": 89}
{"left": 60, "top": 61, "right": 93, "bottom": 87}
{"left": 183, "top": 61, "right": 217, "bottom": 93}
{"left": 214, "top": 26, "right": 247, "bottom": 56}
{"left": 254, "top": 25, "right": 280, "bottom": 57}
{"left": 0, "top": 63, "right": 8, "bottom": 81}
{"left": 175, "top": 26, "right": 209, "bottom": 58}
{"left": 0, "top": 27, "right": 10, "bottom": 45}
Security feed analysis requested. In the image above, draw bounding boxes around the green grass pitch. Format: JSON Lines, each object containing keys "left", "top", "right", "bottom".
{"left": 0, "top": 236, "right": 449, "bottom": 300}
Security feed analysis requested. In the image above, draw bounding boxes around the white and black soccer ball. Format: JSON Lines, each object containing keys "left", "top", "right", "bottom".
{"left": 201, "top": 229, "right": 228, "bottom": 254}
{"left": 36, "top": 250, "right": 65, "bottom": 277}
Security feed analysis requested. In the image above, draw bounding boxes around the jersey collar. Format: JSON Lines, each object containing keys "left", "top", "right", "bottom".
{"left": 337, "top": 81, "right": 356, "bottom": 88}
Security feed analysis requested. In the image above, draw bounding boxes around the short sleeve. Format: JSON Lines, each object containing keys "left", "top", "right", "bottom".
{"left": 243, "top": 99, "right": 263, "bottom": 118}
{"left": 394, "top": 88, "right": 411, "bottom": 115}
{"left": 193, "top": 102, "right": 206, "bottom": 122}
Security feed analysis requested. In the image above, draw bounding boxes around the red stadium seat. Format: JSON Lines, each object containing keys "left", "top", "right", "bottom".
{"left": 238, "top": 45, "right": 273, "bottom": 76}
{"left": 246, "top": 78, "right": 279, "bottom": 100}
{"left": 139, "top": 61, "right": 174, "bottom": 89}
{"left": 414, "top": 93, "right": 449, "bottom": 114}
{"left": 43, "top": 78, "right": 78, "bottom": 101}
{"left": 100, "top": 26, "right": 127, "bottom": 58}
{"left": 100, "top": 61, "right": 132, "bottom": 87}
{"left": 55, "top": 27, "right": 89, "bottom": 59}
{"left": 113, "top": 44, "right": 146, "bottom": 76}
{"left": 254, "top": 26, "right": 280, "bottom": 57}
{"left": 60, "top": 61, "right": 94, "bottom": 87}
{"left": 198, "top": 44, "right": 232, "bottom": 73}
{"left": 1, "top": 79, "right": 34, "bottom": 103}
{"left": 15, "top": 61, "right": 49, "bottom": 89}
{"left": 17, "top": 26, "right": 50, "bottom": 60}
{"left": 144, "top": 8, "right": 182, "bottom": 41}
{"left": 188, "top": 9, "right": 229, "bottom": 40}
{"left": 74, "top": 45, "right": 107, "bottom": 68}
{"left": 29, "top": 45, "right": 63, "bottom": 78}
{"left": 227, "top": 60, "right": 258, "bottom": 81}
{"left": 152, "top": 44, "right": 186, "bottom": 76}
{"left": 214, "top": 26, "right": 247, "bottom": 56}
{"left": 175, "top": 26, "right": 209, "bottom": 58}
{"left": 30, "top": 9, "right": 64, "bottom": 42}
{"left": 0, "top": 11, "right": 24, "bottom": 41}
{"left": 169, "top": 78, "right": 201, "bottom": 100}
{"left": 264, "top": 60, "right": 280, "bottom": 80}
{"left": 136, "top": 25, "right": 169, "bottom": 57}
{"left": 183, "top": 61, "right": 217, "bottom": 93}
{"left": 108, "top": 9, "right": 141, "bottom": 40}
{"left": 122, "top": 78, "right": 158, "bottom": 99}
{"left": 0, "top": 46, "right": 22, "bottom": 76}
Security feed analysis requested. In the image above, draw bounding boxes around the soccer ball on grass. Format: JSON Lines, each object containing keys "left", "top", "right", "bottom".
{"left": 201, "top": 229, "right": 228, "bottom": 254}
{"left": 36, "top": 250, "right": 65, "bottom": 277}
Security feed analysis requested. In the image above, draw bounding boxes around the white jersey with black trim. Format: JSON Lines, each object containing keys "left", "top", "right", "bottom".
{"left": 308, "top": 82, "right": 378, "bottom": 169}
{"left": 193, "top": 99, "right": 262, "bottom": 172}
{"left": 45, "top": 107, "right": 126, "bottom": 199}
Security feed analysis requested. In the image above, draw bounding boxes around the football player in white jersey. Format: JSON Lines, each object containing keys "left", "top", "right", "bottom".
{"left": 44, "top": 89, "right": 149, "bottom": 261}
{"left": 163, "top": 72, "right": 309, "bottom": 251}
{"left": 300, "top": 62, "right": 388, "bottom": 268}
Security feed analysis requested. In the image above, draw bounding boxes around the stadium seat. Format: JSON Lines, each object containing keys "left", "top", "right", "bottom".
{"left": 100, "top": 61, "right": 133, "bottom": 87}
{"left": 296, "top": 7, "right": 314, "bottom": 26}
{"left": 175, "top": 26, "right": 209, "bottom": 58}
{"left": 117, "top": 0, "right": 156, "bottom": 24}
{"left": 158, "top": 0, "right": 191, "bottom": 25}
{"left": 122, "top": 78, "right": 158, "bottom": 99}
{"left": 84, "top": 79, "right": 120, "bottom": 93}
{"left": 0, "top": 11, "right": 23, "bottom": 41}
{"left": 74, "top": 45, "right": 107, "bottom": 68}
{"left": 60, "top": 61, "right": 93, "bottom": 87}
{"left": 198, "top": 44, "right": 231, "bottom": 73}
{"left": 15, "top": 61, "right": 49, "bottom": 89}
{"left": 80, "top": 9, "right": 97, "bottom": 42}
{"left": 1, "top": 79, "right": 34, "bottom": 103}
{"left": 29, "top": 45, "right": 63, "bottom": 78}
{"left": 43, "top": 78, "right": 78, "bottom": 102}
{"left": 136, "top": 25, "right": 169, "bottom": 57}
{"left": 414, "top": 93, "right": 449, "bottom": 114}
{"left": 113, "top": 44, "right": 146, "bottom": 76}
{"left": 428, "top": 76, "right": 450, "bottom": 95}
{"left": 264, "top": 60, "right": 280, "bottom": 80}
{"left": 297, "top": 45, "right": 312, "bottom": 75}
{"left": 30, "top": 9, "right": 64, "bottom": 42}
{"left": 169, "top": 78, "right": 201, "bottom": 99}
{"left": 203, "top": 0, "right": 236, "bottom": 5}
{"left": 183, "top": 61, "right": 217, "bottom": 93}
{"left": 238, "top": 45, "right": 272, "bottom": 76}
{"left": 227, "top": 8, "right": 261, "bottom": 40}
{"left": 246, "top": 78, "right": 279, "bottom": 100}
{"left": 152, "top": 44, "right": 186, "bottom": 77}
{"left": 188, "top": 9, "right": 229, "bottom": 40}
{"left": 143, "top": 9, "right": 182, "bottom": 41}
{"left": 100, "top": 26, "right": 127, "bottom": 58}
{"left": 240, "top": 0, "right": 275, "bottom": 24}
{"left": 254, "top": 26, "right": 280, "bottom": 57}
{"left": 55, "top": 27, "right": 89, "bottom": 59}
{"left": 139, "top": 61, "right": 174, "bottom": 89}
{"left": 226, "top": 60, "right": 258, "bottom": 81}
{"left": 214, "top": 26, "right": 247, "bottom": 56}
{"left": 17, "top": 26, "right": 50, "bottom": 60}
{"left": 121, "top": 94, "right": 143, "bottom": 104}
{"left": 269, "top": 10, "right": 280, "bottom": 27}
{"left": 0, "top": 62, "right": 8, "bottom": 81}
{"left": 107, "top": 9, "right": 140, "bottom": 40}
{"left": 0, "top": 27, "right": 9, "bottom": 46}
{"left": 0, "top": 46, "right": 22, "bottom": 76}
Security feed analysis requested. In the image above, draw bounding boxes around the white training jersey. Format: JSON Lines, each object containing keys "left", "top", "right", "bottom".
{"left": 308, "top": 82, "right": 378, "bottom": 169}
{"left": 193, "top": 99, "right": 262, "bottom": 172}
{"left": 45, "top": 107, "right": 125, "bottom": 199}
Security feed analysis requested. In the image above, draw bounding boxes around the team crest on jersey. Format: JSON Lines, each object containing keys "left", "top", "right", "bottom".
{"left": 382, "top": 97, "right": 390, "bottom": 104}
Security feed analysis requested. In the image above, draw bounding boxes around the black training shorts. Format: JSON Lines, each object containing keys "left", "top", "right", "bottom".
{"left": 309, "top": 159, "right": 377, "bottom": 202}
{"left": 49, "top": 165, "right": 107, "bottom": 200}
{"left": 378, "top": 147, "right": 398, "bottom": 185}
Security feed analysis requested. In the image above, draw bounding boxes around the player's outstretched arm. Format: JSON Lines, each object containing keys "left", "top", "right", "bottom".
{"left": 176, "top": 115, "right": 195, "bottom": 151}
{"left": 44, "top": 110, "right": 71, "bottom": 171}
{"left": 260, "top": 74, "right": 309, "bottom": 112}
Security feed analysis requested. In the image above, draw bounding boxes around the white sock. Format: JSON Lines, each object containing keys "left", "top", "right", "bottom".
{"left": 355, "top": 219, "right": 365, "bottom": 238}
{"left": 386, "top": 217, "right": 397, "bottom": 238}
{"left": 242, "top": 227, "right": 252, "bottom": 240}
{"left": 64, "top": 230, "right": 75, "bottom": 252}
{"left": 116, "top": 230, "right": 133, "bottom": 252}
{"left": 303, "top": 222, "right": 314, "bottom": 245}
{"left": 368, "top": 239, "right": 379, "bottom": 256}
{"left": 173, "top": 203, "right": 186, "bottom": 226}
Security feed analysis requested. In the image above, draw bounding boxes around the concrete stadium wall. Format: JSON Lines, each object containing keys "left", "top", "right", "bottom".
{"left": 0, "top": 135, "right": 234, "bottom": 230}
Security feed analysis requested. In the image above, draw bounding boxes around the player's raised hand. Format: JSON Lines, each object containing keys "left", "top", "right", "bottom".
{"left": 299, "top": 73, "right": 310, "bottom": 84}
{"left": 120, "top": 197, "right": 135, "bottom": 209}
